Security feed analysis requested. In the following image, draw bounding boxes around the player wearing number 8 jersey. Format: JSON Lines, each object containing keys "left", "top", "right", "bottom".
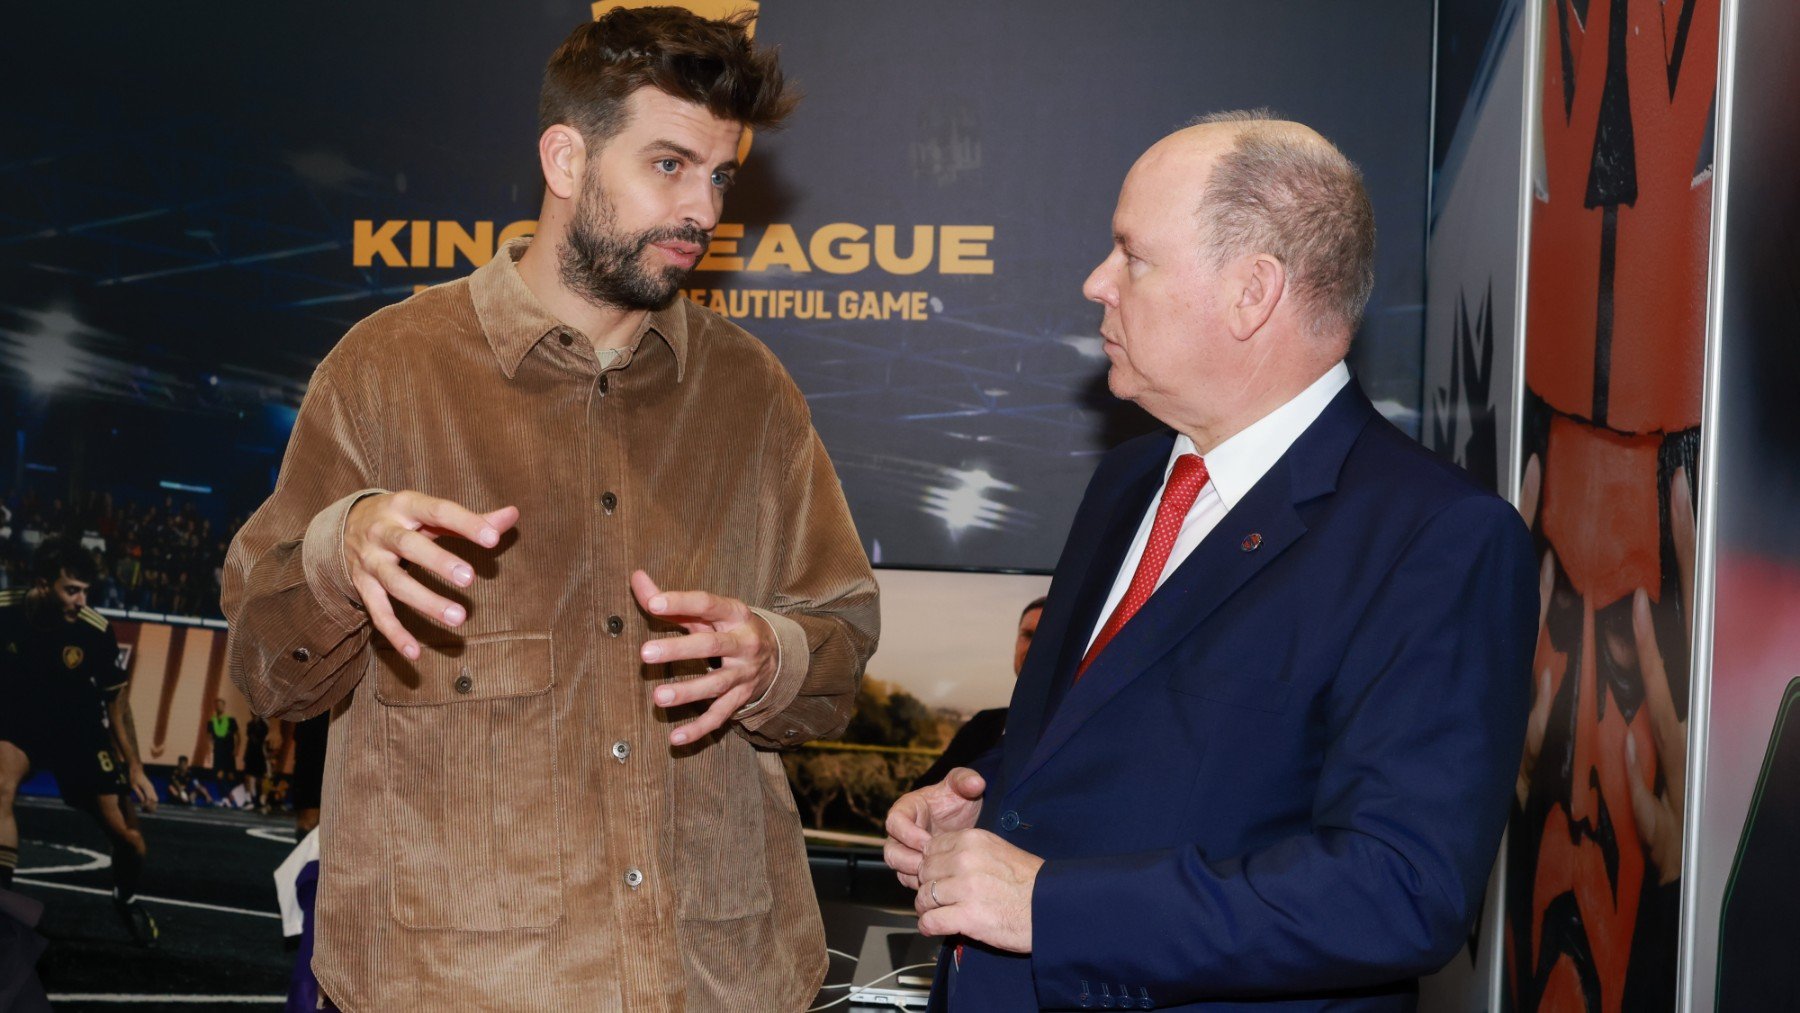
{"left": 0, "top": 537, "right": 159, "bottom": 946}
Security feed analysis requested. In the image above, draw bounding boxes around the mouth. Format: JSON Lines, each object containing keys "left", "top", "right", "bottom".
{"left": 650, "top": 241, "right": 704, "bottom": 269}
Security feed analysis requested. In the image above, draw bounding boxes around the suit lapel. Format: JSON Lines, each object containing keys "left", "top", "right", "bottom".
{"left": 1001, "top": 435, "right": 1170, "bottom": 790}
{"left": 1010, "top": 381, "right": 1379, "bottom": 792}
{"left": 1013, "top": 470, "right": 1305, "bottom": 789}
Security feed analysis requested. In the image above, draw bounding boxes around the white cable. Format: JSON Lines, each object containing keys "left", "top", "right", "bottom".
{"left": 826, "top": 948, "right": 858, "bottom": 963}
{"left": 806, "top": 961, "right": 939, "bottom": 1012}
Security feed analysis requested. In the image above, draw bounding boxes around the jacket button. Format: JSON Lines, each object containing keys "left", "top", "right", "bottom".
{"left": 606, "top": 615, "right": 624, "bottom": 637}
{"left": 999, "top": 810, "right": 1021, "bottom": 831}
{"left": 600, "top": 491, "right": 618, "bottom": 513}
{"left": 598, "top": 374, "right": 610, "bottom": 395}
{"left": 557, "top": 331, "right": 573, "bottom": 347}
{"left": 624, "top": 868, "right": 644, "bottom": 889}
{"left": 611, "top": 741, "right": 631, "bottom": 762}
{"left": 454, "top": 673, "right": 474, "bottom": 694}
{"left": 290, "top": 647, "right": 311, "bottom": 663}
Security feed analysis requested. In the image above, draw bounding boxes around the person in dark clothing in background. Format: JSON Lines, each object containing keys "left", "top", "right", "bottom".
{"left": 914, "top": 597, "right": 1044, "bottom": 790}
{"left": 205, "top": 698, "right": 239, "bottom": 793}
{"left": 242, "top": 715, "right": 270, "bottom": 810}
{"left": 0, "top": 538, "right": 159, "bottom": 945}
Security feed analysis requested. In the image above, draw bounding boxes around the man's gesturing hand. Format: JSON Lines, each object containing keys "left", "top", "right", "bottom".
{"left": 631, "top": 570, "right": 779, "bottom": 747}
{"left": 342, "top": 491, "right": 520, "bottom": 660}
{"left": 884, "top": 768, "right": 986, "bottom": 890}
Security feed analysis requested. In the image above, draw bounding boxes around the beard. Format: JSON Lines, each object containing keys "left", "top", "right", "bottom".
{"left": 557, "top": 173, "right": 710, "bottom": 312}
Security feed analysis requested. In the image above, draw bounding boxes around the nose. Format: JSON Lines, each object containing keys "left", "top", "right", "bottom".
{"left": 1082, "top": 251, "right": 1120, "bottom": 306}
{"left": 680, "top": 175, "right": 722, "bottom": 232}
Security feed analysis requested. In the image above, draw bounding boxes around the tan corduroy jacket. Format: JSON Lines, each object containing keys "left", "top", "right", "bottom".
{"left": 222, "top": 239, "right": 879, "bottom": 1011}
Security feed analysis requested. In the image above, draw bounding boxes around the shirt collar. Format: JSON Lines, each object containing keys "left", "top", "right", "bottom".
{"left": 470, "top": 237, "right": 691, "bottom": 381}
{"left": 1168, "top": 360, "right": 1351, "bottom": 511}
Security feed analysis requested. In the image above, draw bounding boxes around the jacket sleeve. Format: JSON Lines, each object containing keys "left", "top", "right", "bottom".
{"left": 734, "top": 416, "right": 880, "bottom": 749}
{"left": 221, "top": 362, "right": 386, "bottom": 721}
{"left": 1029, "top": 495, "right": 1537, "bottom": 1006}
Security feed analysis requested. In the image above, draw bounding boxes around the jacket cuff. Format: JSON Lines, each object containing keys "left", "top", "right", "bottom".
{"left": 734, "top": 607, "right": 810, "bottom": 730}
{"left": 301, "top": 488, "right": 387, "bottom": 632}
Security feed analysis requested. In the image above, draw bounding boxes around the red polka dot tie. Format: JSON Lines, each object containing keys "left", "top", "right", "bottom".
{"left": 1075, "top": 453, "right": 1209, "bottom": 682}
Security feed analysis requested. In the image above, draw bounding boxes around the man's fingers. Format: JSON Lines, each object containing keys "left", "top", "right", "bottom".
{"left": 483, "top": 504, "right": 521, "bottom": 536}
{"left": 409, "top": 493, "right": 511, "bottom": 548}
{"left": 668, "top": 685, "right": 750, "bottom": 746}
{"left": 885, "top": 837, "right": 925, "bottom": 877}
{"left": 643, "top": 629, "right": 739, "bottom": 666}
{"left": 629, "top": 570, "right": 662, "bottom": 613}
{"left": 374, "top": 562, "right": 467, "bottom": 628}
{"left": 391, "top": 528, "right": 476, "bottom": 588}
{"left": 633, "top": 572, "right": 741, "bottom": 624}
{"left": 946, "top": 767, "right": 987, "bottom": 801}
{"left": 358, "top": 577, "right": 420, "bottom": 660}
{"left": 918, "top": 908, "right": 954, "bottom": 937}
{"left": 648, "top": 589, "right": 737, "bottom": 623}
{"left": 887, "top": 803, "right": 933, "bottom": 853}
{"left": 886, "top": 797, "right": 934, "bottom": 850}
{"left": 915, "top": 876, "right": 964, "bottom": 916}
{"left": 651, "top": 670, "right": 736, "bottom": 710}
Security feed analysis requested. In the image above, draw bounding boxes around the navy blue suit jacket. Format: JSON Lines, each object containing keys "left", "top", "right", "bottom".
{"left": 932, "top": 381, "right": 1536, "bottom": 1011}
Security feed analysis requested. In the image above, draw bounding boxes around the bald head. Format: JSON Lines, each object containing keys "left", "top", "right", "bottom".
{"left": 1141, "top": 111, "right": 1375, "bottom": 342}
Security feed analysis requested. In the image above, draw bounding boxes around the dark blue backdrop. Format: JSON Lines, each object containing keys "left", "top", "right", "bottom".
{"left": 1, "top": 1, "right": 1432, "bottom": 587}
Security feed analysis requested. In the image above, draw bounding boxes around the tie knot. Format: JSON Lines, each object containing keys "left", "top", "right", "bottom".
{"left": 1168, "top": 453, "right": 1208, "bottom": 494}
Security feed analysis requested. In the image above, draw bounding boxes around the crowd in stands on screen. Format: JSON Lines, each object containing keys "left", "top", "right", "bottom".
{"left": 0, "top": 490, "right": 239, "bottom": 618}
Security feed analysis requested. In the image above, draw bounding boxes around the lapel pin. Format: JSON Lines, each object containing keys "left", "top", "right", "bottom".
{"left": 1240, "top": 533, "right": 1263, "bottom": 552}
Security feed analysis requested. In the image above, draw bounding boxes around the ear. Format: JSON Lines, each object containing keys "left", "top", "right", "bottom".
{"left": 538, "top": 124, "right": 587, "bottom": 202}
{"left": 1227, "top": 253, "right": 1285, "bottom": 340}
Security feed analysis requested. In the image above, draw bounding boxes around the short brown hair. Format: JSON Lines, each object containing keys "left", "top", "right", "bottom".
{"left": 1191, "top": 109, "right": 1376, "bottom": 338}
{"left": 539, "top": 7, "right": 798, "bottom": 144}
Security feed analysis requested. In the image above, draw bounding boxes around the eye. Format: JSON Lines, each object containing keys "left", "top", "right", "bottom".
{"left": 655, "top": 157, "right": 680, "bottom": 174}
{"left": 711, "top": 169, "right": 735, "bottom": 190}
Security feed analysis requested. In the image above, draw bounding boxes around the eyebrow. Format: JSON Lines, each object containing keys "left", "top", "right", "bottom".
{"left": 641, "top": 139, "right": 739, "bottom": 173}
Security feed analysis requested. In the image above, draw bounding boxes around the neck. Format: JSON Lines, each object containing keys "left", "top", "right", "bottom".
{"left": 1169, "top": 357, "right": 1340, "bottom": 455}
{"left": 515, "top": 230, "right": 650, "bottom": 353}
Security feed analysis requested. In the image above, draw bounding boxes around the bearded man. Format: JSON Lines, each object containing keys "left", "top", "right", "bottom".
{"left": 222, "top": 9, "right": 879, "bottom": 1010}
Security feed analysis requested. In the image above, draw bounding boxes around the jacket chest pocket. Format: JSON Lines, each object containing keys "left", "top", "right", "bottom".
{"left": 375, "top": 632, "right": 563, "bottom": 930}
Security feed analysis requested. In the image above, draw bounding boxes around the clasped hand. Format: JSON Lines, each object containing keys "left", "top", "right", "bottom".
{"left": 884, "top": 768, "right": 1042, "bottom": 953}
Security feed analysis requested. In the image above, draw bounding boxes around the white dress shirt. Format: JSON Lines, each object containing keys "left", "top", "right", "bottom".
{"left": 1083, "top": 362, "right": 1352, "bottom": 654}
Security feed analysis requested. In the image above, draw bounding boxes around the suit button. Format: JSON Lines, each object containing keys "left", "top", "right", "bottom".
{"left": 999, "top": 810, "right": 1021, "bottom": 831}
{"left": 606, "top": 615, "right": 624, "bottom": 637}
{"left": 557, "top": 331, "right": 573, "bottom": 347}
{"left": 624, "top": 867, "right": 644, "bottom": 889}
{"left": 454, "top": 673, "right": 473, "bottom": 694}
{"left": 600, "top": 491, "right": 618, "bottom": 513}
{"left": 598, "top": 374, "right": 610, "bottom": 395}
{"left": 611, "top": 741, "right": 631, "bottom": 762}
{"left": 290, "top": 647, "right": 310, "bottom": 663}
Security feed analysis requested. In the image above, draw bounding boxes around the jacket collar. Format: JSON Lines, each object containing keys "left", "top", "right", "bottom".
{"left": 470, "top": 237, "right": 691, "bottom": 381}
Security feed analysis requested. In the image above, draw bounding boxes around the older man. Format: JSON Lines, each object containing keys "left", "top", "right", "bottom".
{"left": 224, "top": 9, "right": 878, "bottom": 1010}
{"left": 885, "top": 112, "right": 1536, "bottom": 1010}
